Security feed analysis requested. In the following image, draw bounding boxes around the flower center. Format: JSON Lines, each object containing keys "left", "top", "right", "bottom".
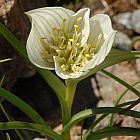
{"left": 40, "top": 17, "right": 102, "bottom": 72}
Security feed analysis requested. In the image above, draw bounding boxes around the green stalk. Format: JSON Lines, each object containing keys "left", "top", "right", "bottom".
{"left": 62, "top": 80, "right": 77, "bottom": 140}
{"left": 65, "top": 80, "right": 77, "bottom": 116}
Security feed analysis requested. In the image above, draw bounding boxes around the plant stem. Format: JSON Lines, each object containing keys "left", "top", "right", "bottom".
{"left": 65, "top": 80, "right": 77, "bottom": 115}
{"left": 63, "top": 80, "right": 77, "bottom": 140}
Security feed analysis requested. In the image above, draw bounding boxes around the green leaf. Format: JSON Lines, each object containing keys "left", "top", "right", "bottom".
{"left": 62, "top": 107, "right": 140, "bottom": 134}
{"left": 118, "top": 100, "right": 136, "bottom": 107}
{"left": 6, "top": 133, "right": 11, "bottom": 140}
{"left": 0, "top": 103, "right": 24, "bottom": 140}
{"left": 0, "top": 58, "right": 12, "bottom": 63}
{"left": 83, "top": 99, "right": 139, "bottom": 140}
{"left": 101, "top": 70, "right": 140, "bottom": 97}
{"left": 0, "top": 121, "right": 64, "bottom": 140}
{"left": 78, "top": 49, "right": 140, "bottom": 81}
{"left": 115, "top": 80, "right": 140, "bottom": 106}
{"left": 0, "top": 87, "right": 45, "bottom": 125}
{"left": 86, "top": 127, "right": 140, "bottom": 140}
{"left": 0, "top": 23, "right": 27, "bottom": 59}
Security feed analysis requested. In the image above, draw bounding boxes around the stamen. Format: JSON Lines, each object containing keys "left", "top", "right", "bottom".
{"left": 78, "top": 33, "right": 81, "bottom": 37}
{"left": 77, "top": 17, "right": 83, "bottom": 22}
{"left": 42, "top": 51, "right": 54, "bottom": 63}
{"left": 69, "top": 39, "right": 74, "bottom": 42}
{"left": 61, "top": 64, "right": 69, "bottom": 71}
{"left": 74, "top": 24, "right": 79, "bottom": 30}
{"left": 93, "top": 34, "right": 102, "bottom": 48}
{"left": 40, "top": 37, "right": 48, "bottom": 49}
{"left": 40, "top": 16, "right": 100, "bottom": 73}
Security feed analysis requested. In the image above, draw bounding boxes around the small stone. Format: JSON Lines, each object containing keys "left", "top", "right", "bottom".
{"left": 113, "top": 10, "right": 140, "bottom": 33}
{"left": 113, "top": 12, "right": 132, "bottom": 29}
{"left": 131, "top": 9, "right": 140, "bottom": 33}
{"left": 113, "top": 31, "right": 131, "bottom": 50}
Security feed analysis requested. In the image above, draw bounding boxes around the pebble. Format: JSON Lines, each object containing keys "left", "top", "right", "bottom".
{"left": 113, "top": 12, "right": 132, "bottom": 29}
{"left": 131, "top": 9, "right": 140, "bottom": 33}
{"left": 113, "top": 9, "right": 140, "bottom": 33}
{"left": 113, "top": 31, "right": 131, "bottom": 50}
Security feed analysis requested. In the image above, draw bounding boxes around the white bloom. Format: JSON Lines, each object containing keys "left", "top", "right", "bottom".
{"left": 26, "top": 7, "right": 117, "bottom": 79}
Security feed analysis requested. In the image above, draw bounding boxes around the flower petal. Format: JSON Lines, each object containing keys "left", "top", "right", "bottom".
{"left": 64, "top": 8, "right": 90, "bottom": 46}
{"left": 26, "top": 7, "right": 75, "bottom": 69}
{"left": 83, "top": 14, "right": 117, "bottom": 71}
{"left": 54, "top": 56, "right": 83, "bottom": 79}
{"left": 26, "top": 21, "right": 54, "bottom": 69}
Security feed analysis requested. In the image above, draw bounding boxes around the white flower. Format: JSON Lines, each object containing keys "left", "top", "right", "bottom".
{"left": 26, "top": 7, "right": 117, "bottom": 79}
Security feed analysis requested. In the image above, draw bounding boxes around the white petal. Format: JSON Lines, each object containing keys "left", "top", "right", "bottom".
{"left": 83, "top": 14, "right": 117, "bottom": 71}
{"left": 26, "top": 21, "right": 54, "bottom": 69}
{"left": 26, "top": 7, "right": 75, "bottom": 69}
{"left": 54, "top": 56, "right": 83, "bottom": 79}
{"left": 64, "top": 8, "right": 90, "bottom": 46}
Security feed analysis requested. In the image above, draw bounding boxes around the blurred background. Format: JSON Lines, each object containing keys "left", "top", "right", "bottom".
{"left": 0, "top": 0, "right": 140, "bottom": 139}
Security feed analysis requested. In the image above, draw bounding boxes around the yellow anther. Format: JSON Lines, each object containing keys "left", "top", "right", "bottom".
{"left": 68, "top": 41, "right": 71, "bottom": 45}
{"left": 61, "top": 36, "right": 66, "bottom": 39}
{"left": 85, "top": 54, "right": 91, "bottom": 58}
{"left": 74, "top": 24, "right": 79, "bottom": 30}
{"left": 69, "top": 39, "right": 74, "bottom": 42}
{"left": 76, "top": 43, "right": 80, "bottom": 46}
{"left": 98, "top": 34, "right": 102, "bottom": 39}
{"left": 77, "top": 17, "right": 83, "bottom": 22}
{"left": 56, "top": 49, "right": 60, "bottom": 53}
{"left": 61, "top": 37, "right": 66, "bottom": 43}
{"left": 61, "top": 64, "right": 69, "bottom": 71}
{"left": 78, "top": 33, "right": 82, "bottom": 37}
{"left": 71, "top": 64, "right": 80, "bottom": 72}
